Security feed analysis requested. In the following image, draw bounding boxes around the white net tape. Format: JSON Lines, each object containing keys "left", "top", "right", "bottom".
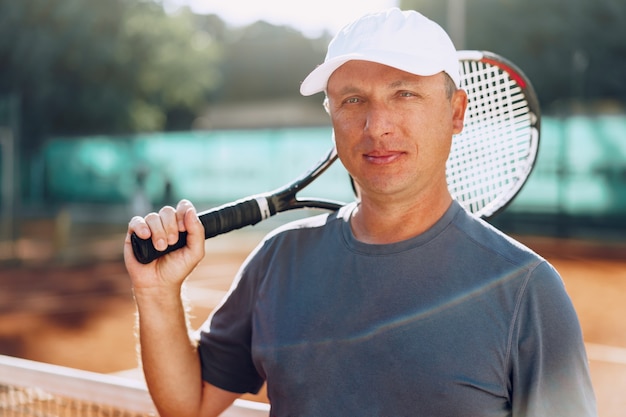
{"left": 0, "top": 355, "right": 157, "bottom": 417}
{"left": 0, "top": 355, "right": 269, "bottom": 417}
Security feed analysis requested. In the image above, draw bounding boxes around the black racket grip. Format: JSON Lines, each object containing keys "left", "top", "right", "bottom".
{"left": 131, "top": 197, "right": 270, "bottom": 264}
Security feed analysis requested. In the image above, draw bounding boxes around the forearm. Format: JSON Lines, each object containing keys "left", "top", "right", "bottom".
{"left": 134, "top": 285, "right": 203, "bottom": 417}
{"left": 125, "top": 202, "right": 239, "bottom": 416}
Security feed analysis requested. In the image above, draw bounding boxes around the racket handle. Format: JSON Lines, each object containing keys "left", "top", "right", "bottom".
{"left": 131, "top": 197, "right": 272, "bottom": 264}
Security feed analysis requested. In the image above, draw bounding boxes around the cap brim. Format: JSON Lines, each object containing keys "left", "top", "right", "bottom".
{"left": 299, "top": 51, "right": 452, "bottom": 96}
{"left": 300, "top": 54, "right": 360, "bottom": 96}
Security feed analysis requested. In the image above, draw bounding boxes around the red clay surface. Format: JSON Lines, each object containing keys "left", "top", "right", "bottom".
{"left": 1, "top": 227, "right": 625, "bottom": 416}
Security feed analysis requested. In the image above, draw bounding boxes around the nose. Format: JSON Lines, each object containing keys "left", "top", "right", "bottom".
{"left": 364, "top": 102, "right": 394, "bottom": 138}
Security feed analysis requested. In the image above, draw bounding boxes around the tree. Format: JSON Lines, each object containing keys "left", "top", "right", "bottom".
{"left": 0, "top": 0, "right": 222, "bottom": 152}
{"left": 400, "top": 0, "right": 626, "bottom": 110}
{"left": 0, "top": 0, "right": 127, "bottom": 149}
{"left": 210, "top": 20, "right": 328, "bottom": 104}
{"left": 121, "top": 4, "right": 222, "bottom": 131}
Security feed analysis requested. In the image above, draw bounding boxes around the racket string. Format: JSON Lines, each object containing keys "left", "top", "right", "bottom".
{"left": 448, "top": 58, "right": 538, "bottom": 216}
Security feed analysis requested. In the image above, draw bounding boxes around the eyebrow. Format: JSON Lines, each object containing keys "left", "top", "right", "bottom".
{"left": 388, "top": 79, "right": 421, "bottom": 89}
{"left": 333, "top": 85, "right": 362, "bottom": 96}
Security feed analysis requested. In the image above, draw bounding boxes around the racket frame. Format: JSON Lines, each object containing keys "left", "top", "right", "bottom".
{"left": 449, "top": 50, "right": 541, "bottom": 218}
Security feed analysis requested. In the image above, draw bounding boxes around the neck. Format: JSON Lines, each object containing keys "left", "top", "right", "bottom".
{"left": 350, "top": 191, "right": 453, "bottom": 245}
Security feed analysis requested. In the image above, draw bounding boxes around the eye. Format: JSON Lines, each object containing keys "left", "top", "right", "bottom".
{"left": 343, "top": 97, "right": 362, "bottom": 104}
{"left": 398, "top": 91, "right": 416, "bottom": 98}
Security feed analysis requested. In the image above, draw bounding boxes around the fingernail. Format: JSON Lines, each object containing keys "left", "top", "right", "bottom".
{"left": 157, "top": 239, "right": 167, "bottom": 251}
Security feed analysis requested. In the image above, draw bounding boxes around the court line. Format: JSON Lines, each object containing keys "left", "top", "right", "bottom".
{"left": 586, "top": 343, "right": 626, "bottom": 365}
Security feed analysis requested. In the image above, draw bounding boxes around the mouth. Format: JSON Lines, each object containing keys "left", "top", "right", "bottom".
{"left": 363, "top": 151, "right": 405, "bottom": 165}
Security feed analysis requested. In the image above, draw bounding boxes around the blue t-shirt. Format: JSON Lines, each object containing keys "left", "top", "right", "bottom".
{"left": 197, "top": 201, "right": 596, "bottom": 416}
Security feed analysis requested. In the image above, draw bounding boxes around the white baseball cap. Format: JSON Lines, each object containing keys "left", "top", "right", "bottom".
{"left": 300, "top": 8, "right": 461, "bottom": 96}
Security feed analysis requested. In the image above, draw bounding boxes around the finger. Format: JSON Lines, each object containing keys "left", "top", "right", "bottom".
{"left": 123, "top": 230, "right": 140, "bottom": 266}
{"left": 183, "top": 205, "right": 205, "bottom": 258}
{"left": 158, "top": 205, "right": 180, "bottom": 246}
{"left": 175, "top": 199, "right": 195, "bottom": 231}
{"left": 127, "top": 215, "right": 151, "bottom": 240}
{"left": 144, "top": 211, "right": 169, "bottom": 251}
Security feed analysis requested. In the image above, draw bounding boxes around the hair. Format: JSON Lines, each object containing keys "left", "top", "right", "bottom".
{"left": 443, "top": 73, "right": 459, "bottom": 99}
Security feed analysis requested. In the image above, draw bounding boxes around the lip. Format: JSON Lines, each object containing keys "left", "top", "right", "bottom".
{"left": 363, "top": 151, "right": 405, "bottom": 165}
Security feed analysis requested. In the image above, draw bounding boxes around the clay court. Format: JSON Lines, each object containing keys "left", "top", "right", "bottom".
{"left": 1, "top": 223, "right": 625, "bottom": 416}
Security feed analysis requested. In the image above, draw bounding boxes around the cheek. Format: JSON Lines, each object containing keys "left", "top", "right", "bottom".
{"left": 425, "top": 105, "right": 456, "bottom": 144}
{"left": 332, "top": 134, "right": 354, "bottom": 172}
{"left": 331, "top": 108, "right": 364, "bottom": 133}
{"left": 330, "top": 113, "right": 363, "bottom": 154}
{"left": 424, "top": 120, "right": 453, "bottom": 157}
{"left": 331, "top": 129, "right": 362, "bottom": 179}
{"left": 412, "top": 112, "right": 454, "bottom": 166}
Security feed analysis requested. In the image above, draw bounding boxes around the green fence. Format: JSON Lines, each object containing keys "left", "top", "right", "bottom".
{"left": 516, "top": 115, "right": 626, "bottom": 215}
{"left": 43, "top": 127, "right": 353, "bottom": 207}
{"left": 39, "top": 115, "right": 626, "bottom": 237}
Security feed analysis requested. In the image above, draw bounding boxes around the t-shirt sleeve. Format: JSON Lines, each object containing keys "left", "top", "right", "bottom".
{"left": 196, "top": 255, "right": 265, "bottom": 394}
{"left": 509, "top": 260, "right": 597, "bottom": 416}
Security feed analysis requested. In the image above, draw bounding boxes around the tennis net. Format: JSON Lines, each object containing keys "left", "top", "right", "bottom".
{"left": 0, "top": 354, "right": 269, "bottom": 417}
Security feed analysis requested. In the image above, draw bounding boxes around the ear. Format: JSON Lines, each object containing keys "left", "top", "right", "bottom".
{"left": 451, "top": 89, "right": 468, "bottom": 135}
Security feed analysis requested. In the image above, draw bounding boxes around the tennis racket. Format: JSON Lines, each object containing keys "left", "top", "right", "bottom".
{"left": 131, "top": 50, "right": 540, "bottom": 264}
{"left": 449, "top": 50, "right": 540, "bottom": 217}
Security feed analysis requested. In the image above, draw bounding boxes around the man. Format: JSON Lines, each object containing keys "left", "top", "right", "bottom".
{"left": 124, "top": 8, "right": 597, "bottom": 417}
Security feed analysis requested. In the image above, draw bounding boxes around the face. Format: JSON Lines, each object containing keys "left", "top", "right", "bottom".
{"left": 326, "top": 60, "right": 467, "bottom": 204}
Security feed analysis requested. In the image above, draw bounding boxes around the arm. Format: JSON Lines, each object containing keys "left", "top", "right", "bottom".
{"left": 510, "top": 261, "right": 597, "bottom": 416}
{"left": 124, "top": 200, "right": 240, "bottom": 417}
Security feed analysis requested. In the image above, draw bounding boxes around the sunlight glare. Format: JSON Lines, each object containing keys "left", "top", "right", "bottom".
{"left": 162, "top": 0, "right": 399, "bottom": 37}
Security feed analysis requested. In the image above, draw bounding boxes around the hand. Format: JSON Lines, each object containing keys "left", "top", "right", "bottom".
{"left": 124, "top": 199, "right": 205, "bottom": 292}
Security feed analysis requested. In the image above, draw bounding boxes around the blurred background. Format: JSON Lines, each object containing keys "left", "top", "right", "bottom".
{"left": 0, "top": 0, "right": 625, "bottom": 415}
{"left": 1, "top": 0, "right": 625, "bottom": 246}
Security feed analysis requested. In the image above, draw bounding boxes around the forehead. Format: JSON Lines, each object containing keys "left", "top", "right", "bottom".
{"left": 327, "top": 60, "right": 437, "bottom": 93}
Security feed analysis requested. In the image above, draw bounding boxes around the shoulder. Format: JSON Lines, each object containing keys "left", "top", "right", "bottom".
{"left": 239, "top": 203, "right": 354, "bottom": 266}
{"left": 262, "top": 203, "right": 355, "bottom": 243}
{"left": 449, "top": 208, "right": 574, "bottom": 322}
{"left": 449, "top": 202, "right": 547, "bottom": 271}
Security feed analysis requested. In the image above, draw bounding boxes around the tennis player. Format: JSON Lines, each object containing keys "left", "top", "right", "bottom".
{"left": 125, "top": 8, "right": 596, "bottom": 417}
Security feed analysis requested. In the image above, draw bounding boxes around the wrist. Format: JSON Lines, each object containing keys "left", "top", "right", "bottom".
{"left": 132, "top": 284, "right": 184, "bottom": 309}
